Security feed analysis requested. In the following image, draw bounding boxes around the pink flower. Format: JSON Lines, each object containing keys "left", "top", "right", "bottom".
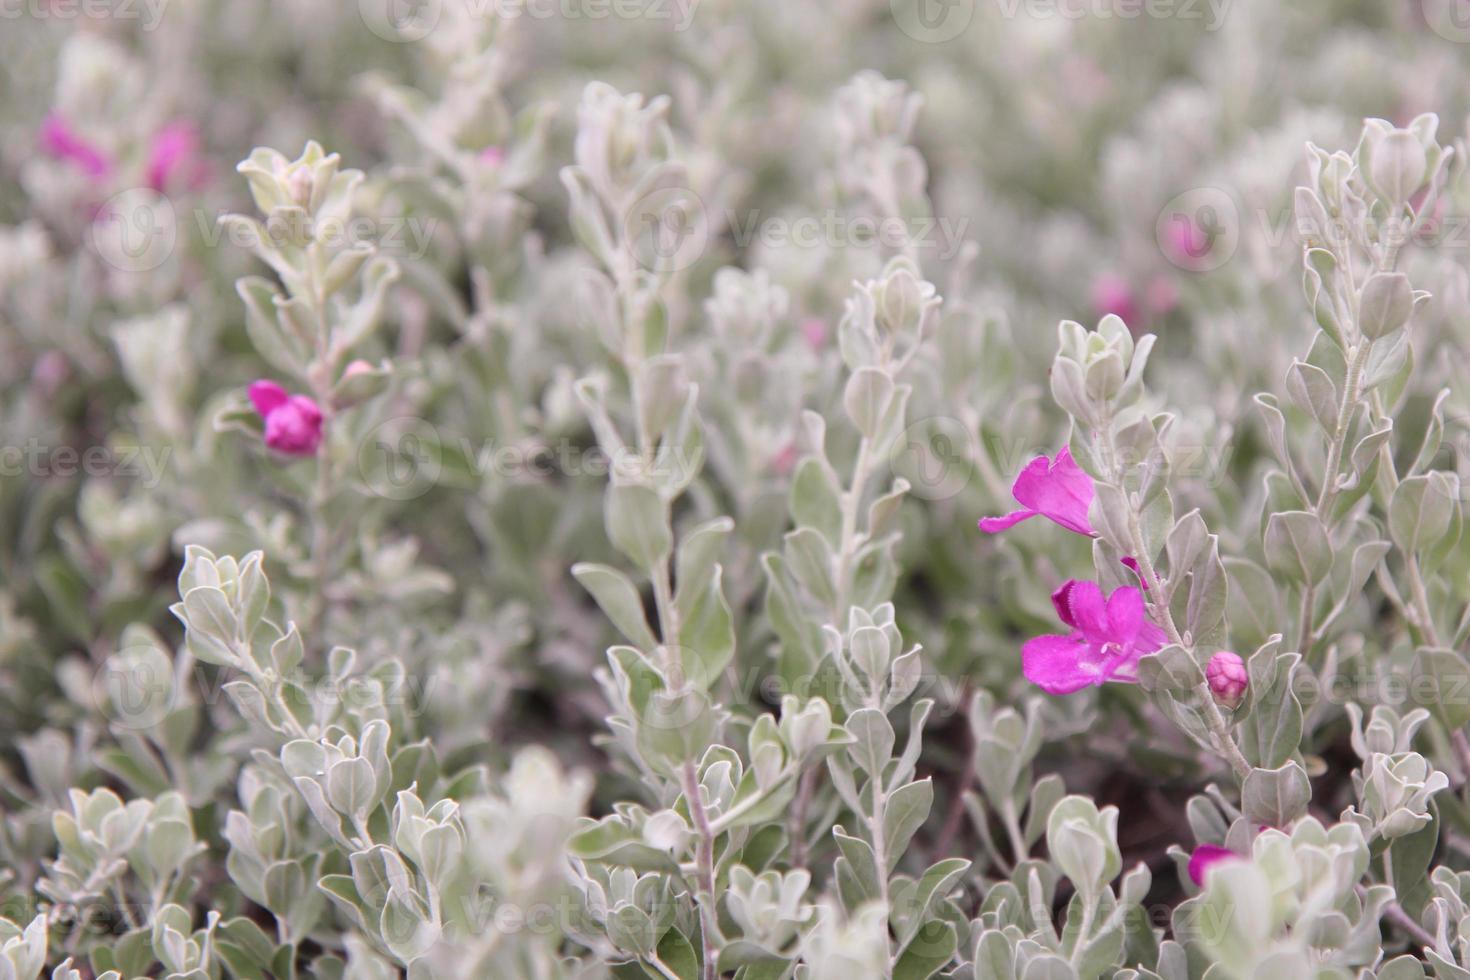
{"left": 248, "top": 381, "right": 323, "bottom": 457}
{"left": 479, "top": 146, "right": 505, "bottom": 167}
{"left": 800, "top": 316, "right": 828, "bottom": 351}
{"left": 1091, "top": 274, "right": 1137, "bottom": 324}
{"left": 146, "top": 121, "right": 210, "bottom": 193}
{"left": 979, "top": 447, "right": 1094, "bottom": 537}
{"left": 1206, "top": 651, "right": 1248, "bottom": 708}
{"left": 1021, "top": 580, "right": 1167, "bottom": 694}
{"left": 38, "top": 113, "right": 111, "bottom": 179}
{"left": 1187, "top": 844, "right": 1237, "bottom": 886}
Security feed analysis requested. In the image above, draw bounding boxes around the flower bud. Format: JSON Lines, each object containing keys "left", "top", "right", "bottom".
{"left": 1206, "top": 651, "right": 1248, "bottom": 708}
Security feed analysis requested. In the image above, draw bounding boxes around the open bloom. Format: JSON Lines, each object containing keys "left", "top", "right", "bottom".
{"left": 1187, "top": 844, "right": 1237, "bottom": 886}
{"left": 248, "top": 380, "right": 323, "bottom": 456}
{"left": 979, "top": 447, "right": 1094, "bottom": 536}
{"left": 1021, "top": 580, "right": 1167, "bottom": 694}
{"left": 39, "top": 113, "right": 111, "bottom": 179}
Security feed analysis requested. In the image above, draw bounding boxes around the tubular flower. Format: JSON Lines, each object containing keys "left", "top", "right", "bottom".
{"left": 979, "top": 446, "right": 1094, "bottom": 537}
{"left": 1021, "top": 580, "right": 1167, "bottom": 694}
{"left": 1187, "top": 844, "right": 1237, "bottom": 886}
{"left": 39, "top": 113, "right": 111, "bottom": 179}
{"left": 248, "top": 380, "right": 324, "bottom": 457}
{"left": 146, "top": 121, "right": 210, "bottom": 193}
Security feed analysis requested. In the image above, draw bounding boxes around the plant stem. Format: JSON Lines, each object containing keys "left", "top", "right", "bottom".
{"left": 1125, "top": 508, "right": 1251, "bottom": 780}
{"left": 680, "top": 761, "right": 720, "bottom": 980}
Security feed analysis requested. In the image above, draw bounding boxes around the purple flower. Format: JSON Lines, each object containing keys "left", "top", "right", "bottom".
{"left": 979, "top": 447, "right": 1094, "bottom": 537}
{"left": 1187, "top": 844, "right": 1237, "bottom": 886}
{"left": 249, "top": 380, "right": 324, "bottom": 457}
{"left": 1206, "top": 651, "right": 1248, "bottom": 708}
{"left": 1021, "top": 580, "right": 1167, "bottom": 695}
{"left": 38, "top": 113, "right": 111, "bottom": 180}
{"left": 146, "top": 121, "right": 210, "bottom": 193}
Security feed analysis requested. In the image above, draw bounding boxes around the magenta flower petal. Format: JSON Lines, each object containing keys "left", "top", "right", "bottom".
{"left": 1105, "top": 586, "right": 1146, "bottom": 639}
{"left": 981, "top": 447, "right": 1094, "bottom": 538}
{"left": 39, "top": 113, "right": 111, "bottom": 179}
{"left": 1022, "top": 580, "right": 1168, "bottom": 696}
{"left": 249, "top": 381, "right": 323, "bottom": 457}
{"left": 1050, "top": 580, "right": 1080, "bottom": 628}
{"left": 147, "top": 121, "right": 208, "bottom": 193}
{"left": 978, "top": 509, "right": 1037, "bottom": 533}
{"left": 1187, "top": 844, "right": 1236, "bottom": 886}
{"left": 1062, "top": 580, "right": 1110, "bottom": 638}
{"left": 248, "top": 380, "right": 289, "bottom": 416}
{"left": 1021, "top": 633, "right": 1098, "bottom": 694}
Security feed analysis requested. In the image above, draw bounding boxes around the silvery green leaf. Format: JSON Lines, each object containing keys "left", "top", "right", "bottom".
{"left": 1264, "top": 511, "right": 1332, "bottom": 585}
{"left": 604, "top": 483, "right": 672, "bottom": 574}
{"left": 673, "top": 516, "right": 734, "bottom": 620}
{"left": 1389, "top": 473, "right": 1456, "bottom": 556}
{"left": 1241, "top": 763, "right": 1310, "bottom": 827}
{"left": 844, "top": 709, "right": 894, "bottom": 779}
{"left": 677, "top": 567, "right": 735, "bottom": 690}
{"left": 844, "top": 367, "right": 895, "bottom": 439}
{"left": 572, "top": 563, "right": 658, "bottom": 650}
{"left": 790, "top": 457, "right": 844, "bottom": 546}
{"left": 882, "top": 778, "right": 932, "bottom": 874}
{"left": 1286, "top": 361, "right": 1338, "bottom": 433}
{"left": 1358, "top": 272, "right": 1414, "bottom": 340}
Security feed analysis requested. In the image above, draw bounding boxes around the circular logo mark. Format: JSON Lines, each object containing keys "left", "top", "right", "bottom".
{"left": 89, "top": 189, "right": 177, "bottom": 273}
{"left": 1156, "top": 187, "right": 1240, "bottom": 273}
{"left": 889, "top": 415, "right": 977, "bottom": 501}
{"left": 357, "top": 416, "right": 443, "bottom": 500}
{"left": 625, "top": 185, "right": 709, "bottom": 274}
{"left": 890, "top": 0, "right": 975, "bottom": 42}
{"left": 94, "top": 644, "right": 177, "bottom": 731}
{"left": 1424, "top": 0, "right": 1470, "bottom": 42}
{"left": 360, "top": 0, "right": 442, "bottom": 42}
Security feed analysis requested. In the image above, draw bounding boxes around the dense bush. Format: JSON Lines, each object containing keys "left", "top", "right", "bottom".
{"left": 3, "top": 1, "right": 1470, "bottom": 977}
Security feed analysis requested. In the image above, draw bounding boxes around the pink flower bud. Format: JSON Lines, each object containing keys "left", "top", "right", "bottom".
{"left": 1206, "top": 651, "right": 1248, "bottom": 707}
{"left": 343, "top": 359, "right": 374, "bottom": 379}
{"left": 480, "top": 146, "right": 505, "bottom": 167}
{"left": 1187, "top": 844, "right": 1236, "bottom": 886}
{"left": 248, "top": 380, "right": 324, "bottom": 457}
